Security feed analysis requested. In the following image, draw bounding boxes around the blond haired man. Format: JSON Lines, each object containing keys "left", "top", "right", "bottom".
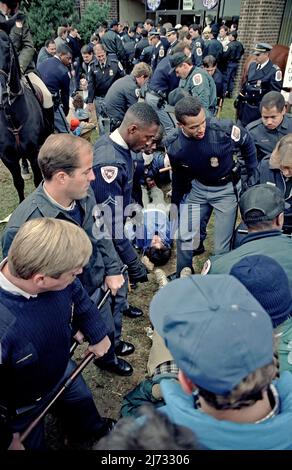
{"left": 0, "top": 218, "right": 114, "bottom": 450}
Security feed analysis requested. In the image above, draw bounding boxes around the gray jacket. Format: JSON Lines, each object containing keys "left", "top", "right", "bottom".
{"left": 1, "top": 184, "right": 121, "bottom": 295}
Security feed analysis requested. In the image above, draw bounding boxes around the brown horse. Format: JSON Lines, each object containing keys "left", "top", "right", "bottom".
{"left": 240, "top": 44, "right": 289, "bottom": 87}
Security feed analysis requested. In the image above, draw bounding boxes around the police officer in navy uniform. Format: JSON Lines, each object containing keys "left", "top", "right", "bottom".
{"left": 149, "top": 31, "right": 167, "bottom": 71}
{"left": 134, "top": 29, "right": 149, "bottom": 63}
{"left": 101, "top": 19, "right": 127, "bottom": 65}
{"left": 38, "top": 44, "right": 72, "bottom": 133}
{"left": 222, "top": 31, "right": 244, "bottom": 97}
{"left": 203, "top": 26, "right": 223, "bottom": 63}
{"left": 164, "top": 96, "right": 257, "bottom": 276}
{"left": 236, "top": 43, "right": 283, "bottom": 127}
{"left": 91, "top": 102, "right": 160, "bottom": 289}
{"left": 166, "top": 28, "right": 179, "bottom": 56}
{"left": 145, "top": 50, "right": 180, "bottom": 133}
{"left": 189, "top": 24, "right": 205, "bottom": 67}
{"left": 247, "top": 91, "right": 292, "bottom": 161}
{"left": 87, "top": 43, "right": 125, "bottom": 133}
{"left": 104, "top": 62, "right": 152, "bottom": 130}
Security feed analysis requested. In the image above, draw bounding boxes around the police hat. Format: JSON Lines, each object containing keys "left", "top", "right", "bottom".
{"left": 252, "top": 43, "right": 273, "bottom": 55}
{"left": 239, "top": 183, "right": 285, "bottom": 224}
{"left": 169, "top": 52, "right": 189, "bottom": 69}
{"left": 228, "top": 31, "right": 238, "bottom": 39}
{"left": 110, "top": 19, "right": 119, "bottom": 28}
{"left": 166, "top": 28, "right": 177, "bottom": 37}
{"left": 148, "top": 30, "right": 160, "bottom": 38}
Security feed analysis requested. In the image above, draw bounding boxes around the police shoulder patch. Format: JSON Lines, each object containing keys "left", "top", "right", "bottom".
{"left": 118, "top": 61, "right": 124, "bottom": 71}
{"left": 101, "top": 166, "right": 118, "bottom": 183}
{"left": 196, "top": 47, "right": 202, "bottom": 56}
{"left": 231, "top": 125, "right": 241, "bottom": 142}
{"left": 201, "top": 259, "right": 211, "bottom": 275}
{"left": 159, "top": 47, "right": 165, "bottom": 58}
{"left": 275, "top": 70, "right": 282, "bottom": 82}
{"left": 192, "top": 73, "right": 203, "bottom": 86}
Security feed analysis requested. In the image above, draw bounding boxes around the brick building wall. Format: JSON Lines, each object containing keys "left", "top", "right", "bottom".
{"left": 235, "top": 0, "right": 286, "bottom": 92}
{"left": 79, "top": 0, "right": 118, "bottom": 20}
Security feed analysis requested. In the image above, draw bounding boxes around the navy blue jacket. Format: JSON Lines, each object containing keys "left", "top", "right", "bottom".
{"left": 38, "top": 56, "right": 70, "bottom": 114}
{"left": 92, "top": 135, "right": 139, "bottom": 265}
{"left": 247, "top": 114, "right": 292, "bottom": 161}
{"left": 148, "top": 55, "right": 179, "bottom": 97}
{"left": 87, "top": 57, "right": 125, "bottom": 103}
{"left": 104, "top": 74, "right": 140, "bottom": 122}
{"left": 165, "top": 118, "right": 257, "bottom": 206}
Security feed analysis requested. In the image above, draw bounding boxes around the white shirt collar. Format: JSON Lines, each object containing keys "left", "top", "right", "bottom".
{"left": 109, "top": 128, "right": 129, "bottom": 149}
{"left": 0, "top": 259, "right": 37, "bottom": 299}
{"left": 258, "top": 59, "right": 269, "bottom": 70}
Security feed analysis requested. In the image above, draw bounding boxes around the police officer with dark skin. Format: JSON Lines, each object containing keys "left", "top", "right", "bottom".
{"left": 91, "top": 102, "right": 160, "bottom": 286}
{"left": 87, "top": 44, "right": 125, "bottom": 126}
{"left": 38, "top": 44, "right": 72, "bottom": 133}
{"left": 101, "top": 19, "right": 127, "bottom": 64}
{"left": 189, "top": 24, "right": 204, "bottom": 67}
{"left": 247, "top": 91, "right": 292, "bottom": 161}
{"left": 164, "top": 96, "right": 257, "bottom": 276}
{"left": 104, "top": 62, "right": 152, "bottom": 128}
{"left": 236, "top": 43, "right": 283, "bottom": 127}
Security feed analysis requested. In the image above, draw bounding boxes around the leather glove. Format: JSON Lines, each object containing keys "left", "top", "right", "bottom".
{"left": 127, "top": 256, "right": 148, "bottom": 283}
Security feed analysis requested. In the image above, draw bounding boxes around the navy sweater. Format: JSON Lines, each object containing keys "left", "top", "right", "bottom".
{"left": 0, "top": 278, "right": 107, "bottom": 421}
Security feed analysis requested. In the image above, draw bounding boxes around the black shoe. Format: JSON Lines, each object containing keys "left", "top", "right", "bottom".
{"left": 123, "top": 305, "right": 143, "bottom": 318}
{"left": 193, "top": 241, "right": 205, "bottom": 256}
{"left": 96, "top": 357, "right": 133, "bottom": 376}
{"left": 115, "top": 341, "right": 135, "bottom": 356}
{"left": 167, "top": 272, "right": 177, "bottom": 282}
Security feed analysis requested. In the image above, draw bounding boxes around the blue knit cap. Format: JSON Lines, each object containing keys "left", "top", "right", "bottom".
{"left": 230, "top": 255, "right": 292, "bottom": 328}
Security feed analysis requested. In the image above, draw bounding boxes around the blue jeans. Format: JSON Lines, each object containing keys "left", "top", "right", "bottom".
{"left": 176, "top": 180, "right": 237, "bottom": 275}
{"left": 12, "top": 360, "right": 103, "bottom": 449}
{"left": 223, "top": 62, "right": 239, "bottom": 95}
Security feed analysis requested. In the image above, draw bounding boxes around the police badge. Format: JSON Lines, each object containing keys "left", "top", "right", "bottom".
{"left": 210, "top": 157, "right": 219, "bottom": 167}
{"left": 101, "top": 166, "right": 118, "bottom": 183}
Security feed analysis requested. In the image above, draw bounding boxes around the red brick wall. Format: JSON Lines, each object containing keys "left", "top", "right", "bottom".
{"left": 80, "top": 0, "right": 119, "bottom": 20}
{"left": 236, "top": 0, "right": 286, "bottom": 91}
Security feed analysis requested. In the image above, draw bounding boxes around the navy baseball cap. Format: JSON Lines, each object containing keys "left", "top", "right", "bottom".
{"left": 239, "top": 183, "right": 285, "bottom": 224}
{"left": 150, "top": 275, "right": 274, "bottom": 394}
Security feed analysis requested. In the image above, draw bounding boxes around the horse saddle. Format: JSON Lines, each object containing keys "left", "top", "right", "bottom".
{"left": 22, "top": 77, "right": 44, "bottom": 106}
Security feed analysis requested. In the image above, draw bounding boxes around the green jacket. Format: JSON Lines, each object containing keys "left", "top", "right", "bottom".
{"left": 276, "top": 317, "right": 292, "bottom": 374}
{"left": 0, "top": 10, "right": 35, "bottom": 73}
{"left": 209, "top": 230, "right": 292, "bottom": 290}
{"left": 180, "top": 66, "right": 217, "bottom": 115}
